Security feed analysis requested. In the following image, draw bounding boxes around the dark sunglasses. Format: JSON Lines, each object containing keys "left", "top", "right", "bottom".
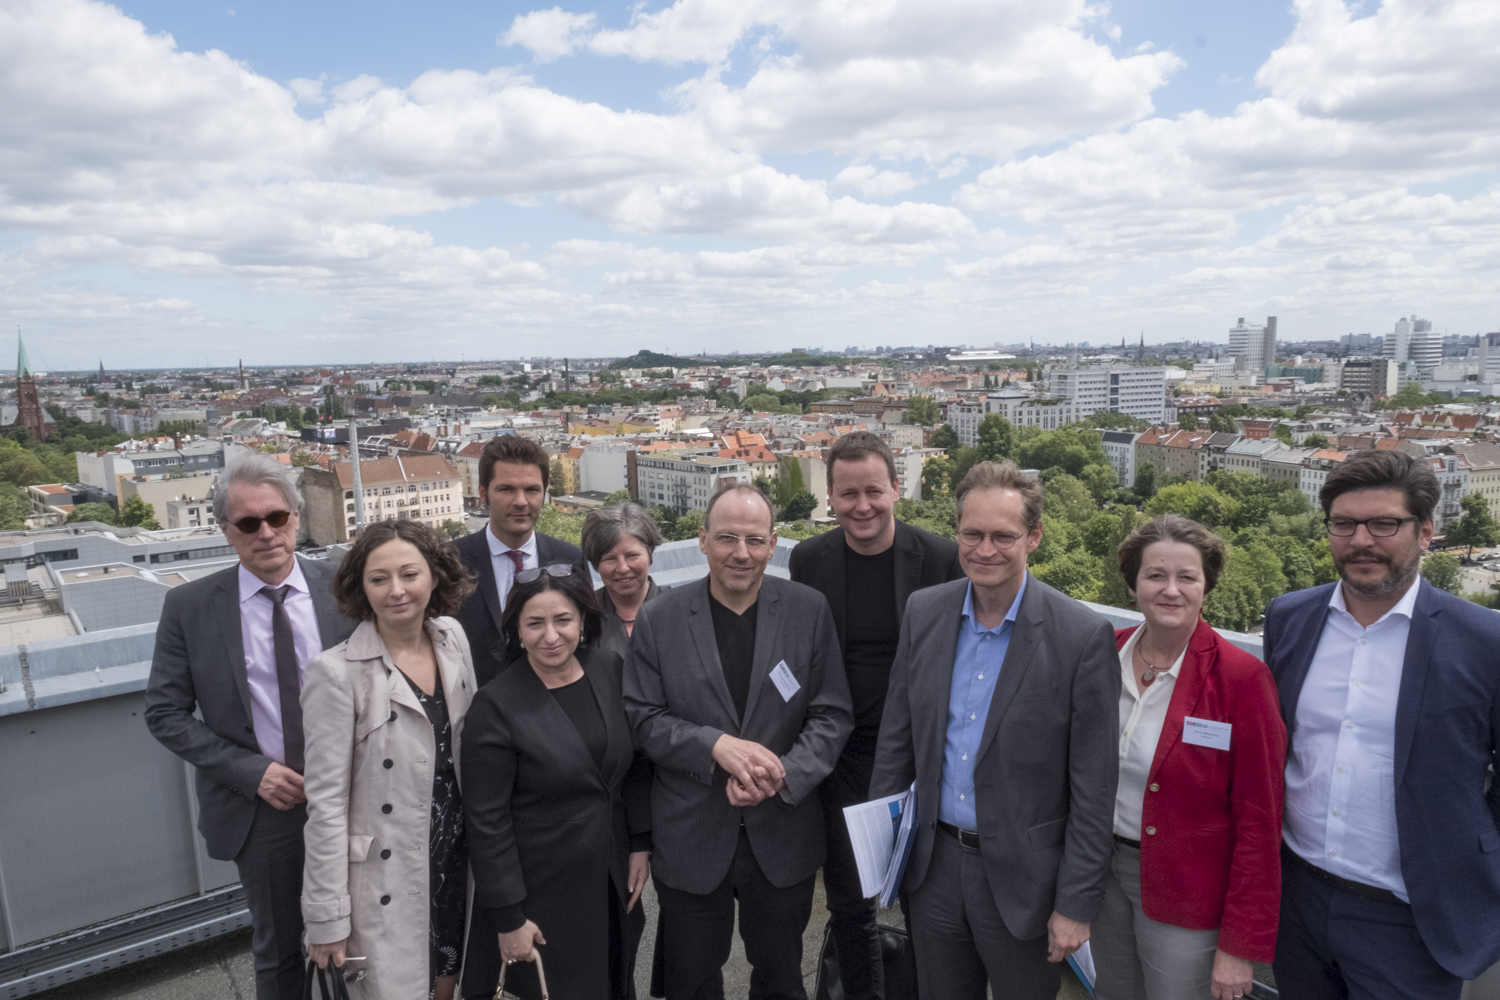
{"left": 229, "top": 510, "right": 293, "bottom": 534}
{"left": 514, "top": 563, "right": 574, "bottom": 585}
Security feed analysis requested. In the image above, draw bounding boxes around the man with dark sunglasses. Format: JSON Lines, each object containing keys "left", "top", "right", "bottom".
{"left": 452, "top": 435, "right": 587, "bottom": 686}
{"left": 146, "top": 455, "right": 356, "bottom": 1000}
{"left": 1264, "top": 449, "right": 1500, "bottom": 1000}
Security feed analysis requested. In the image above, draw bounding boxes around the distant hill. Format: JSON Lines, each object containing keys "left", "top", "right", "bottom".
{"left": 607, "top": 349, "right": 696, "bottom": 370}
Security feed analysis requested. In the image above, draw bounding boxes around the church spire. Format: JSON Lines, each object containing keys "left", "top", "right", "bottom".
{"left": 17, "top": 334, "right": 31, "bottom": 380}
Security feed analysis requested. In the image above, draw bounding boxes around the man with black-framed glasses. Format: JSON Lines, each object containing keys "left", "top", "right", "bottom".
{"left": 145, "top": 455, "right": 356, "bottom": 1000}
{"left": 1264, "top": 449, "right": 1500, "bottom": 1000}
{"left": 623, "top": 484, "right": 853, "bottom": 1000}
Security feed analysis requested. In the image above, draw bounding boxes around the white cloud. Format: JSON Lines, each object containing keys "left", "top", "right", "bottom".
{"left": 833, "top": 165, "right": 917, "bottom": 197}
{"left": 500, "top": 7, "right": 598, "bottom": 63}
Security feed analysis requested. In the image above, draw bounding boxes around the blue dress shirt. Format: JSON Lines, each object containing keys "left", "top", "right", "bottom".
{"left": 939, "top": 573, "right": 1026, "bottom": 830}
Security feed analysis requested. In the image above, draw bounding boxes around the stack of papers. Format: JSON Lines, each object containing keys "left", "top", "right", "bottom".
{"left": 842, "top": 783, "right": 917, "bottom": 908}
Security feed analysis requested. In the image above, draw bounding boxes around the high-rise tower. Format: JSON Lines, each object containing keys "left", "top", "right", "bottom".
{"left": 14, "top": 336, "right": 48, "bottom": 442}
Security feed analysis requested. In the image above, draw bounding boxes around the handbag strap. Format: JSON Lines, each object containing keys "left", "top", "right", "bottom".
{"left": 493, "top": 950, "right": 549, "bottom": 1000}
{"left": 303, "top": 960, "right": 353, "bottom": 1000}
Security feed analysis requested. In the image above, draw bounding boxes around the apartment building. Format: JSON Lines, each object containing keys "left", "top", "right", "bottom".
{"left": 1048, "top": 365, "right": 1167, "bottom": 422}
{"left": 632, "top": 454, "right": 750, "bottom": 515}
{"left": 1446, "top": 442, "right": 1500, "bottom": 520}
{"left": 981, "top": 391, "right": 1080, "bottom": 431}
{"left": 1299, "top": 450, "right": 1349, "bottom": 506}
{"left": 1220, "top": 438, "right": 1286, "bottom": 477}
{"left": 1425, "top": 453, "right": 1470, "bottom": 532}
{"left": 1099, "top": 431, "right": 1143, "bottom": 487}
{"left": 301, "top": 455, "right": 463, "bottom": 545}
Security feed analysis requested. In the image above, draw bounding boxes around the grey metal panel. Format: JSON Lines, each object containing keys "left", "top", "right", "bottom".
{"left": 0, "top": 692, "right": 200, "bottom": 948}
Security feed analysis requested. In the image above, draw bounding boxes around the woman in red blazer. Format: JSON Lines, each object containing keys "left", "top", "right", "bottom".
{"left": 1092, "top": 514, "right": 1287, "bottom": 1000}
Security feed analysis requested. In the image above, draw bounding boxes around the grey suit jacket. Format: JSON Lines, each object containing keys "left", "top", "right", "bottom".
{"left": 623, "top": 575, "right": 854, "bottom": 894}
{"left": 144, "top": 556, "right": 357, "bottom": 861}
{"left": 596, "top": 577, "right": 659, "bottom": 662}
{"left": 870, "top": 574, "right": 1120, "bottom": 940}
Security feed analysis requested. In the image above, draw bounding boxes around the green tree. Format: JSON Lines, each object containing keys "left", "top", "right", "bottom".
{"left": 1042, "top": 473, "right": 1098, "bottom": 527}
{"left": 0, "top": 484, "right": 32, "bottom": 530}
{"left": 1201, "top": 545, "right": 1264, "bottom": 632}
{"left": 1207, "top": 411, "right": 1238, "bottom": 434}
{"left": 1303, "top": 433, "right": 1331, "bottom": 449}
{"left": 920, "top": 456, "right": 955, "bottom": 499}
{"left": 1446, "top": 492, "right": 1500, "bottom": 557}
{"left": 320, "top": 386, "right": 346, "bottom": 420}
{"left": 285, "top": 406, "right": 303, "bottom": 431}
{"left": 1273, "top": 423, "right": 1294, "bottom": 445}
{"left": 1027, "top": 512, "right": 1070, "bottom": 565}
{"left": 929, "top": 424, "right": 960, "bottom": 456}
{"left": 1146, "top": 482, "right": 1238, "bottom": 528}
{"left": 1179, "top": 412, "right": 1200, "bottom": 431}
{"left": 670, "top": 509, "right": 705, "bottom": 541}
{"left": 1092, "top": 505, "right": 1144, "bottom": 609}
{"left": 776, "top": 458, "right": 806, "bottom": 507}
{"left": 1015, "top": 427, "right": 1110, "bottom": 478}
{"left": 742, "top": 392, "right": 783, "bottom": 412}
{"left": 1031, "top": 548, "right": 1104, "bottom": 603}
{"left": 777, "top": 519, "right": 833, "bottom": 541}
{"left": 894, "top": 495, "right": 956, "bottom": 540}
{"left": 1385, "top": 383, "right": 1437, "bottom": 409}
{"left": 304, "top": 406, "right": 319, "bottom": 424}
{"left": 1420, "top": 552, "right": 1462, "bottom": 594}
{"left": 603, "top": 490, "right": 635, "bottom": 507}
{"left": 535, "top": 504, "right": 586, "bottom": 545}
{"left": 439, "top": 519, "right": 466, "bottom": 540}
{"left": 1133, "top": 462, "right": 1159, "bottom": 501}
{"left": 66, "top": 501, "right": 118, "bottom": 526}
{"left": 1079, "top": 464, "right": 1120, "bottom": 505}
{"left": 975, "top": 414, "right": 1016, "bottom": 463}
{"left": 948, "top": 446, "right": 982, "bottom": 492}
{"left": 782, "top": 491, "right": 818, "bottom": 521}
{"left": 117, "top": 495, "right": 162, "bottom": 530}
{"left": 907, "top": 396, "right": 940, "bottom": 426}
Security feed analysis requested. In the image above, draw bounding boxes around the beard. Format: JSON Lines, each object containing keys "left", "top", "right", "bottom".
{"left": 1335, "top": 545, "right": 1421, "bottom": 599}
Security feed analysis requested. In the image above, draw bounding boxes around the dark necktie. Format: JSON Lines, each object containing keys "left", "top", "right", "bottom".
{"left": 505, "top": 549, "right": 525, "bottom": 574}
{"left": 262, "top": 585, "right": 305, "bottom": 774}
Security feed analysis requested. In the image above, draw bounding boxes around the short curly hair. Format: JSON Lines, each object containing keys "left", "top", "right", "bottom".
{"left": 331, "top": 520, "right": 476, "bottom": 622}
{"left": 1116, "top": 513, "right": 1227, "bottom": 595}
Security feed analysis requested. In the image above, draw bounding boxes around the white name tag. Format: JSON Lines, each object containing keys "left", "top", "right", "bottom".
{"left": 769, "top": 660, "right": 801, "bottom": 702}
{"left": 1182, "top": 716, "right": 1232, "bottom": 751}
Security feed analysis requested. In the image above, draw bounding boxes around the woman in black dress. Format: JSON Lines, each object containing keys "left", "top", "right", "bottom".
{"left": 302, "top": 520, "right": 479, "bottom": 1000}
{"left": 461, "top": 564, "right": 651, "bottom": 1000}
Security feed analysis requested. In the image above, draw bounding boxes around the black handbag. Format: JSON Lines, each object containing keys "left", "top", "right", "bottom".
{"left": 302, "top": 959, "right": 353, "bottom": 1000}
{"left": 812, "top": 919, "right": 918, "bottom": 1000}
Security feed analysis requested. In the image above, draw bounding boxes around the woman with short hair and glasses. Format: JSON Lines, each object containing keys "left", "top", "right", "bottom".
{"left": 1090, "top": 514, "right": 1287, "bottom": 1000}
{"left": 300, "top": 520, "right": 478, "bottom": 1000}
{"left": 460, "top": 564, "right": 652, "bottom": 1000}
{"left": 581, "top": 502, "right": 665, "bottom": 660}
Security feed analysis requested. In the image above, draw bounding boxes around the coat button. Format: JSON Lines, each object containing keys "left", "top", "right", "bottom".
{"left": 389, "top": 711, "right": 397, "bottom": 722}
{"left": 383, "top": 759, "right": 393, "bottom": 769}
{"left": 1145, "top": 826, "right": 1157, "bottom": 835}
{"left": 380, "top": 895, "right": 391, "bottom": 905}
{"left": 1148, "top": 783, "right": 1159, "bottom": 792}
{"left": 382, "top": 803, "right": 393, "bottom": 814}
{"left": 381, "top": 849, "right": 391, "bottom": 860}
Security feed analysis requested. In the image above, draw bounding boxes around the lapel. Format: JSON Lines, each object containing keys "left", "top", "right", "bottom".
{"left": 1393, "top": 581, "right": 1440, "bottom": 787}
{"left": 213, "top": 566, "right": 254, "bottom": 724}
{"left": 892, "top": 521, "right": 924, "bottom": 625}
{"left": 298, "top": 556, "right": 350, "bottom": 648}
{"left": 584, "top": 649, "right": 630, "bottom": 788}
{"left": 826, "top": 530, "right": 848, "bottom": 648}
{"left": 1146, "top": 619, "right": 1217, "bottom": 785}
{"left": 464, "top": 529, "right": 504, "bottom": 633}
{"left": 686, "top": 583, "right": 742, "bottom": 726}
{"left": 347, "top": 621, "right": 425, "bottom": 715}
{"left": 916, "top": 580, "right": 967, "bottom": 760}
{"left": 1276, "top": 584, "right": 1336, "bottom": 738}
{"left": 977, "top": 576, "right": 1043, "bottom": 764}
{"left": 740, "top": 580, "right": 784, "bottom": 730}
{"left": 519, "top": 653, "right": 608, "bottom": 789}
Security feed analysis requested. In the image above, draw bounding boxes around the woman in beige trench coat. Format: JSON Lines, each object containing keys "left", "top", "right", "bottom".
{"left": 301, "top": 521, "right": 478, "bottom": 1000}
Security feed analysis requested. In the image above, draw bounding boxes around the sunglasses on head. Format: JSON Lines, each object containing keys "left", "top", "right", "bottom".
{"left": 514, "top": 563, "right": 574, "bottom": 585}
{"left": 229, "top": 510, "right": 293, "bottom": 534}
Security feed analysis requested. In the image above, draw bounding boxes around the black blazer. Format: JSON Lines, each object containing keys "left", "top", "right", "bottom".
{"left": 461, "top": 647, "right": 651, "bottom": 999}
{"left": 451, "top": 527, "right": 587, "bottom": 687}
{"left": 596, "top": 578, "right": 660, "bottom": 662}
{"left": 144, "top": 557, "right": 357, "bottom": 860}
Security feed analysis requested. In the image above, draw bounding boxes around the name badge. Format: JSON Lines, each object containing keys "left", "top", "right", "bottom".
{"left": 769, "top": 660, "right": 801, "bottom": 702}
{"left": 1182, "top": 716, "right": 1231, "bottom": 751}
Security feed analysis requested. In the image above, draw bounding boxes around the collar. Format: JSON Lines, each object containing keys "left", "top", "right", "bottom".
{"left": 238, "top": 558, "right": 308, "bottom": 605}
{"left": 961, "top": 572, "right": 1026, "bottom": 634}
{"left": 486, "top": 523, "right": 537, "bottom": 560}
{"left": 1119, "top": 622, "right": 1188, "bottom": 682}
{"left": 1328, "top": 573, "right": 1421, "bottom": 626}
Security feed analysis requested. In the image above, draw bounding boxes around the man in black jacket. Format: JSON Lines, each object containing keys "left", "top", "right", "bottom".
{"left": 452, "top": 434, "right": 586, "bottom": 685}
{"left": 788, "top": 431, "right": 963, "bottom": 1000}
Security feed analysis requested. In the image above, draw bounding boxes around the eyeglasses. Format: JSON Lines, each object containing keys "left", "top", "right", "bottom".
{"left": 957, "top": 528, "right": 1027, "bottom": 549}
{"left": 228, "top": 510, "right": 293, "bottom": 534}
{"left": 1325, "top": 516, "right": 1419, "bottom": 537}
{"left": 710, "top": 533, "right": 771, "bottom": 551}
{"left": 515, "top": 563, "right": 574, "bottom": 584}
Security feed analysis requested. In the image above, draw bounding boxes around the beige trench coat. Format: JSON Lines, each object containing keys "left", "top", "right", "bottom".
{"left": 301, "top": 616, "right": 477, "bottom": 1000}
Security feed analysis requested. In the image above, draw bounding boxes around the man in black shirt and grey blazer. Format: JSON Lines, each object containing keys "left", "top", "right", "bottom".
{"left": 788, "top": 431, "right": 963, "bottom": 1000}
{"left": 625, "top": 485, "right": 854, "bottom": 1000}
{"left": 452, "top": 434, "right": 587, "bottom": 685}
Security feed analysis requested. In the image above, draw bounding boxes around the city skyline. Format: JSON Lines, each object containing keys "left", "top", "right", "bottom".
{"left": 3, "top": 0, "right": 1499, "bottom": 368}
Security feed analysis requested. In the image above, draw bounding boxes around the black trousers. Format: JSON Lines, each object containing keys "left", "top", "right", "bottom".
{"left": 906, "top": 833, "right": 1058, "bottom": 1000}
{"left": 820, "top": 752, "right": 884, "bottom": 1000}
{"left": 1273, "top": 853, "right": 1463, "bottom": 1000}
{"left": 654, "top": 829, "right": 816, "bottom": 1000}
{"left": 234, "top": 800, "right": 307, "bottom": 1000}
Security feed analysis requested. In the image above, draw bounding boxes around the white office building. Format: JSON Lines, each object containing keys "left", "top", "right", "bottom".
{"left": 981, "top": 391, "right": 1082, "bottom": 432}
{"left": 1047, "top": 366, "right": 1168, "bottom": 423}
{"left": 1383, "top": 315, "right": 1441, "bottom": 373}
{"left": 1099, "top": 431, "right": 1144, "bottom": 486}
{"left": 634, "top": 454, "right": 750, "bottom": 515}
{"left": 1227, "top": 316, "right": 1278, "bottom": 377}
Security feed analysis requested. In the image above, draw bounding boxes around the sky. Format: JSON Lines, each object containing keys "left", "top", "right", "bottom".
{"left": 3, "top": 0, "right": 1499, "bottom": 370}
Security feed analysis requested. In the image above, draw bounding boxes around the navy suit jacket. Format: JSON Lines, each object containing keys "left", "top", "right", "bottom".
{"left": 1263, "top": 579, "right": 1500, "bottom": 979}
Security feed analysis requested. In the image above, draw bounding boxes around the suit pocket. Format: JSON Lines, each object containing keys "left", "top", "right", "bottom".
{"left": 1482, "top": 830, "right": 1499, "bottom": 854}
{"left": 348, "top": 834, "right": 374, "bottom": 862}
{"left": 1027, "top": 815, "right": 1068, "bottom": 852}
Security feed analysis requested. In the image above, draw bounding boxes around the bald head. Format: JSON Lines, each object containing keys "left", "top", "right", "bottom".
{"left": 705, "top": 484, "right": 775, "bottom": 534}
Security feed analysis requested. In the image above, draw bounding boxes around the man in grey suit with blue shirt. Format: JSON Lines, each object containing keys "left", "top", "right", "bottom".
{"left": 624, "top": 484, "right": 853, "bottom": 1000}
{"left": 870, "top": 461, "right": 1120, "bottom": 1000}
{"left": 146, "top": 455, "right": 356, "bottom": 1000}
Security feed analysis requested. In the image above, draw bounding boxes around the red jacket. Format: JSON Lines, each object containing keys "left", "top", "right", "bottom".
{"left": 1115, "top": 619, "right": 1288, "bottom": 962}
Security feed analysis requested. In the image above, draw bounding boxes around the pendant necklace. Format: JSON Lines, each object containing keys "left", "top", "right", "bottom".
{"left": 1136, "top": 631, "right": 1163, "bottom": 687}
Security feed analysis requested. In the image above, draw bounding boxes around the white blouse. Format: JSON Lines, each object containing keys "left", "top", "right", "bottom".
{"left": 1114, "top": 626, "right": 1188, "bottom": 840}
